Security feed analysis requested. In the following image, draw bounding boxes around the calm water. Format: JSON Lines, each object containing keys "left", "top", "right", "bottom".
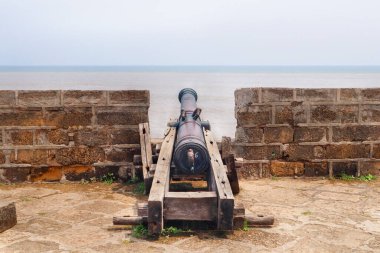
{"left": 0, "top": 66, "right": 379, "bottom": 139}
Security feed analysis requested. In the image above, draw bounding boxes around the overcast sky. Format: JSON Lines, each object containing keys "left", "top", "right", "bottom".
{"left": 0, "top": 0, "right": 379, "bottom": 66}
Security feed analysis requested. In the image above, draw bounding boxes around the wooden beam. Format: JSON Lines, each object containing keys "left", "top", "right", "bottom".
{"left": 147, "top": 127, "right": 176, "bottom": 235}
{"left": 204, "top": 129, "right": 234, "bottom": 230}
{"left": 164, "top": 191, "right": 217, "bottom": 221}
{"left": 139, "top": 123, "right": 153, "bottom": 194}
{"left": 113, "top": 216, "right": 147, "bottom": 225}
{"left": 245, "top": 214, "right": 275, "bottom": 227}
{"left": 137, "top": 202, "right": 148, "bottom": 217}
{"left": 225, "top": 154, "right": 240, "bottom": 195}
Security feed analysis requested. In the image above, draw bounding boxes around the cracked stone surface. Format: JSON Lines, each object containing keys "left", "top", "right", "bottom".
{"left": 0, "top": 178, "right": 379, "bottom": 252}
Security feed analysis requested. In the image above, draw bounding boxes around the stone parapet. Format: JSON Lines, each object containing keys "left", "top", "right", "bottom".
{"left": 234, "top": 88, "right": 380, "bottom": 178}
{"left": 0, "top": 90, "right": 149, "bottom": 183}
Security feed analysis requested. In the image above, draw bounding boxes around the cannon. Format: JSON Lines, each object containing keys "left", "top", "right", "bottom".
{"left": 113, "top": 88, "right": 274, "bottom": 235}
{"left": 172, "top": 88, "right": 210, "bottom": 174}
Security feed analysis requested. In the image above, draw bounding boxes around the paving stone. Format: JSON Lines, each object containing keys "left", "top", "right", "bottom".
{"left": 0, "top": 201, "right": 17, "bottom": 233}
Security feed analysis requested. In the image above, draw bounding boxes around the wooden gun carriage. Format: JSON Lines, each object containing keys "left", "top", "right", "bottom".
{"left": 113, "top": 88, "right": 273, "bottom": 235}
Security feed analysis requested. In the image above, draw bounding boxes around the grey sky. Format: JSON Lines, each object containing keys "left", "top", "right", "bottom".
{"left": 0, "top": 0, "right": 379, "bottom": 66}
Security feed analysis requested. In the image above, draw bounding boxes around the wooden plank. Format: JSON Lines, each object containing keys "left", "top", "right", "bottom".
{"left": 225, "top": 153, "right": 240, "bottom": 194}
{"left": 233, "top": 202, "right": 245, "bottom": 216}
{"left": 166, "top": 191, "right": 217, "bottom": 198}
{"left": 165, "top": 192, "right": 217, "bottom": 221}
{"left": 137, "top": 202, "right": 148, "bottom": 217}
{"left": 147, "top": 127, "right": 176, "bottom": 235}
{"left": 204, "top": 129, "right": 234, "bottom": 230}
{"left": 139, "top": 123, "right": 153, "bottom": 194}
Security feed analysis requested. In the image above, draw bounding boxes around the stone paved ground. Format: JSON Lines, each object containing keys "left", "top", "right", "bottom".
{"left": 0, "top": 178, "right": 379, "bottom": 253}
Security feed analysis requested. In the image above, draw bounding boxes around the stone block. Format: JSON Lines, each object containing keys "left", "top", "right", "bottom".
{"left": 0, "top": 151, "right": 5, "bottom": 164}
{"left": 332, "top": 162, "right": 357, "bottom": 177}
{"left": 0, "top": 167, "right": 30, "bottom": 182}
{"left": 361, "top": 105, "right": 380, "bottom": 123}
{"left": 0, "top": 109, "right": 44, "bottom": 126}
{"left": 262, "top": 88, "right": 293, "bottom": 102}
{"left": 235, "top": 127, "right": 263, "bottom": 143}
{"left": 105, "top": 147, "right": 138, "bottom": 162}
{"left": 296, "top": 89, "right": 337, "bottom": 102}
{"left": 10, "top": 149, "right": 55, "bottom": 165}
{"left": 5, "top": 130, "right": 33, "bottom": 145}
{"left": 237, "top": 162, "right": 260, "bottom": 178}
{"left": 270, "top": 160, "right": 304, "bottom": 176}
{"left": 282, "top": 144, "right": 326, "bottom": 161}
{"left": 109, "top": 90, "right": 150, "bottom": 104}
{"left": 110, "top": 128, "right": 140, "bottom": 145}
{"left": 332, "top": 125, "right": 380, "bottom": 142}
{"left": 18, "top": 91, "right": 60, "bottom": 106}
{"left": 234, "top": 88, "right": 259, "bottom": 107}
{"left": 74, "top": 128, "right": 109, "bottom": 147}
{"left": 361, "top": 88, "right": 380, "bottom": 101}
{"left": 311, "top": 105, "right": 358, "bottom": 123}
{"left": 63, "top": 91, "right": 107, "bottom": 105}
{"left": 37, "top": 129, "right": 69, "bottom": 145}
{"left": 304, "top": 162, "right": 328, "bottom": 176}
{"left": 373, "top": 144, "right": 380, "bottom": 159}
{"left": 56, "top": 147, "right": 105, "bottom": 165}
{"left": 63, "top": 166, "right": 95, "bottom": 181}
{"left": 294, "top": 127, "right": 327, "bottom": 142}
{"left": 234, "top": 145, "right": 281, "bottom": 160}
{"left": 31, "top": 166, "right": 63, "bottom": 182}
{"left": 236, "top": 105, "right": 272, "bottom": 126}
{"left": 340, "top": 89, "right": 361, "bottom": 101}
{"left": 0, "top": 91, "right": 16, "bottom": 106}
{"left": 96, "top": 106, "right": 148, "bottom": 126}
{"left": 0, "top": 201, "right": 17, "bottom": 233}
{"left": 325, "top": 144, "right": 370, "bottom": 159}
{"left": 94, "top": 165, "right": 120, "bottom": 179}
{"left": 360, "top": 161, "right": 380, "bottom": 176}
{"left": 275, "top": 103, "right": 307, "bottom": 125}
{"left": 264, "top": 126, "right": 293, "bottom": 143}
{"left": 45, "top": 107, "right": 93, "bottom": 128}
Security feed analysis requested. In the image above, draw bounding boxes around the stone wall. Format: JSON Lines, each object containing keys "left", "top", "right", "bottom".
{"left": 0, "top": 90, "right": 149, "bottom": 183}
{"left": 234, "top": 88, "right": 380, "bottom": 178}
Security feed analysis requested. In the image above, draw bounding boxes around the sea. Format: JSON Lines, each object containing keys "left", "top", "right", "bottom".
{"left": 0, "top": 66, "right": 379, "bottom": 139}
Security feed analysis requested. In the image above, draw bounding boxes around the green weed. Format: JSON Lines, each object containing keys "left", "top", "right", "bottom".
{"left": 242, "top": 220, "right": 249, "bottom": 231}
{"left": 132, "top": 224, "right": 148, "bottom": 238}
{"left": 127, "top": 176, "right": 140, "bottom": 184}
{"left": 133, "top": 182, "right": 145, "bottom": 195}
{"left": 271, "top": 175, "right": 280, "bottom": 180}
{"left": 302, "top": 211, "right": 312, "bottom": 215}
{"left": 358, "top": 174, "right": 377, "bottom": 181}
{"left": 339, "top": 173, "right": 376, "bottom": 182}
{"left": 340, "top": 173, "right": 355, "bottom": 181}
{"left": 161, "top": 226, "right": 183, "bottom": 236}
{"left": 101, "top": 173, "right": 116, "bottom": 185}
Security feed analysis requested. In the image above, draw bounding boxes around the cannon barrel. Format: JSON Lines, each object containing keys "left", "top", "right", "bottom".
{"left": 173, "top": 88, "right": 210, "bottom": 174}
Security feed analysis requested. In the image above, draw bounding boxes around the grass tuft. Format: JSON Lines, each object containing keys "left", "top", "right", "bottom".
{"left": 132, "top": 224, "right": 148, "bottom": 238}
{"left": 339, "top": 173, "right": 376, "bottom": 182}
{"left": 242, "top": 220, "right": 249, "bottom": 231}
{"left": 133, "top": 182, "right": 145, "bottom": 195}
{"left": 101, "top": 173, "right": 116, "bottom": 185}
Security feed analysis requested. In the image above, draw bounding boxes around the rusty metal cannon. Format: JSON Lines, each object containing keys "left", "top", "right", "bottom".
{"left": 113, "top": 88, "right": 274, "bottom": 235}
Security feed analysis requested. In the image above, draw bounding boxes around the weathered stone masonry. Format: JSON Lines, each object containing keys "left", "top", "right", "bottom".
{"left": 233, "top": 88, "right": 380, "bottom": 178}
{"left": 0, "top": 90, "right": 149, "bottom": 183}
